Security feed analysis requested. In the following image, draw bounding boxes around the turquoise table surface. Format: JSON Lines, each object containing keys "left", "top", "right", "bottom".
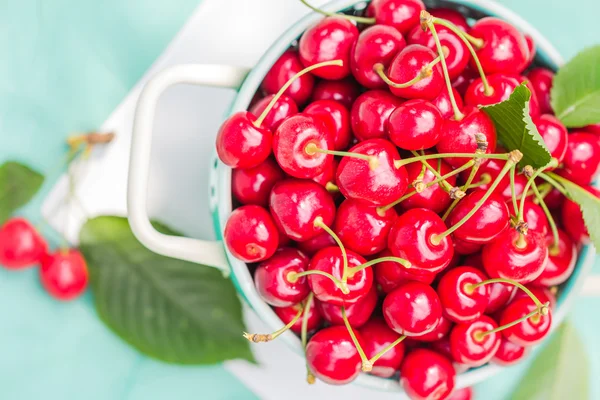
{"left": 1, "top": 0, "right": 599, "bottom": 399}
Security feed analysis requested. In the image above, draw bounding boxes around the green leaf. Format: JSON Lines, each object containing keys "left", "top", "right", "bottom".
{"left": 511, "top": 322, "right": 589, "bottom": 400}
{"left": 0, "top": 161, "right": 44, "bottom": 224}
{"left": 79, "top": 216, "right": 254, "bottom": 365}
{"left": 481, "top": 84, "right": 551, "bottom": 168}
{"left": 551, "top": 46, "right": 600, "bottom": 127}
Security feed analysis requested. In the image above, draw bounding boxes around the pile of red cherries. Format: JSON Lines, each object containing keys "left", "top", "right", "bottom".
{"left": 215, "top": 0, "right": 600, "bottom": 398}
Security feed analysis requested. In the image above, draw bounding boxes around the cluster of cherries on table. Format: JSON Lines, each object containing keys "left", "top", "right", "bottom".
{"left": 215, "top": 0, "right": 600, "bottom": 399}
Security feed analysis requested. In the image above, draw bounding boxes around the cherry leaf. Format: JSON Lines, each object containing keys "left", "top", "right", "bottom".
{"left": 0, "top": 161, "right": 44, "bottom": 224}
{"left": 480, "top": 84, "right": 551, "bottom": 168}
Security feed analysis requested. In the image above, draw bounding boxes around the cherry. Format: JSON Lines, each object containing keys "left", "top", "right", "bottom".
{"left": 0, "top": 218, "right": 47, "bottom": 269}
{"left": 526, "top": 68, "right": 554, "bottom": 115}
{"left": 559, "top": 132, "right": 600, "bottom": 186}
{"left": 400, "top": 348, "right": 455, "bottom": 400}
{"left": 453, "top": 238, "right": 482, "bottom": 256}
{"left": 249, "top": 94, "right": 298, "bottom": 131}
{"left": 383, "top": 281, "right": 443, "bottom": 336}
{"left": 350, "top": 90, "right": 403, "bottom": 141}
{"left": 483, "top": 229, "right": 548, "bottom": 284}
{"left": 311, "top": 157, "right": 338, "bottom": 189}
{"left": 39, "top": 249, "right": 88, "bottom": 301}
{"left": 387, "top": 99, "right": 443, "bottom": 150}
{"left": 436, "top": 107, "right": 497, "bottom": 168}
{"left": 412, "top": 315, "right": 452, "bottom": 342}
{"left": 269, "top": 179, "right": 335, "bottom": 242}
{"left": 304, "top": 100, "right": 351, "bottom": 150}
{"left": 430, "top": 8, "right": 469, "bottom": 32}
{"left": 469, "top": 17, "right": 530, "bottom": 75}
{"left": 365, "top": 0, "right": 425, "bottom": 34}
{"left": 262, "top": 50, "right": 314, "bottom": 105}
{"left": 274, "top": 301, "right": 322, "bottom": 334}
{"left": 448, "top": 387, "right": 474, "bottom": 400}
{"left": 534, "top": 114, "right": 568, "bottom": 163}
{"left": 306, "top": 325, "right": 362, "bottom": 385}
{"left": 311, "top": 77, "right": 360, "bottom": 109}
{"left": 215, "top": 111, "right": 272, "bottom": 169}
{"left": 351, "top": 25, "right": 406, "bottom": 88}
{"left": 450, "top": 316, "right": 500, "bottom": 367}
{"left": 254, "top": 247, "right": 310, "bottom": 307}
{"left": 388, "top": 208, "right": 454, "bottom": 274}
{"left": 492, "top": 337, "right": 527, "bottom": 366}
{"left": 401, "top": 158, "right": 456, "bottom": 214}
{"left": 308, "top": 246, "right": 372, "bottom": 306}
{"left": 543, "top": 186, "right": 565, "bottom": 210}
{"left": 447, "top": 190, "right": 509, "bottom": 245}
{"left": 464, "top": 74, "right": 520, "bottom": 107}
{"left": 512, "top": 285, "right": 557, "bottom": 311}
{"left": 224, "top": 205, "right": 279, "bottom": 263}
{"left": 533, "top": 229, "right": 576, "bottom": 287}
{"left": 524, "top": 34, "right": 536, "bottom": 65}
{"left": 336, "top": 139, "right": 409, "bottom": 206}
{"left": 296, "top": 230, "right": 336, "bottom": 256}
{"left": 231, "top": 158, "right": 284, "bottom": 206}
{"left": 452, "top": 66, "right": 478, "bottom": 96}
{"left": 583, "top": 123, "right": 600, "bottom": 135}
{"left": 561, "top": 185, "right": 600, "bottom": 244}
{"left": 437, "top": 266, "right": 489, "bottom": 323}
{"left": 318, "top": 286, "right": 377, "bottom": 328}
{"left": 385, "top": 44, "right": 444, "bottom": 100}
{"left": 467, "top": 157, "right": 527, "bottom": 202}
{"left": 511, "top": 200, "right": 549, "bottom": 236}
{"left": 299, "top": 17, "right": 358, "bottom": 80}
{"left": 359, "top": 318, "right": 405, "bottom": 378}
{"left": 499, "top": 297, "right": 551, "bottom": 346}
{"left": 432, "top": 87, "right": 464, "bottom": 120}
{"left": 374, "top": 249, "right": 436, "bottom": 293}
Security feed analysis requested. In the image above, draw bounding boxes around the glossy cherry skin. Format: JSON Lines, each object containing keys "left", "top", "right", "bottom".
{"left": 430, "top": 8, "right": 469, "bottom": 31}
{"left": 437, "top": 266, "right": 489, "bottom": 323}
{"left": 311, "top": 77, "right": 360, "bottom": 109}
{"left": 464, "top": 74, "right": 520, "bottom": 107}
{"left": 318, "top": 286, "right": 377, "bottom": 328}
{"left": 583, "top": 123, "right": 600, "bottom": 135}
{"left": 411, "top": 316, "right": 452, "bottom": 342}
{"left": 311, "top": 157, "right": 338, "bottom": 189}
{"left": 526, "top": 68, "right": 554, "bottom": 114}
{"left": 231, "top": 158, "right": 284, "bottom": 206}
{"left": 249, "top": 94, "right": 298, "bottom": 131}
{"left": 388, "top": 208, "right": 454, "bottom": 274}
{"left": 216, "top": 111, "right": 272, "bottom": 169}
{"left": 447, "top": 191, "right": 510, "bottom": 245}
{"left": 432, "top": 87, "right": 464, "bottom": 119}
{"left": 298, "top": 17, "right": 358, "bottom": 80}
{"left": 254, "top": 247, "right": 310, "bottom": 307}
{"left": 387, "top": 99, "right": 443, "bottom": 150}
{"left": 336, "top": 139, "right": 409, "bottom": 206}
{"left": 351, "top": 90, "right": 403, "bottom": 141}
{"left": 450, "top": 316, "right": 501, "bottom": 367}
{"left": 262, "top": 50, "right": 314, "bottom": 105}
{"left": 224, "top": 205, "right": 279, "bottom": 263}
{"left": 40, "top": 249, "right": 88, "bottom": 300}
{"left": 359, "top": 318, "right": 406, "bottom": 378}
{"left": 386, "top": 44, "right": 444, "bottom": 100}
{"left": 492, "top": 337, "right": 527, "bottom": 366}
{"left": 401, "top": 158, "right": 456, "bottom": 213}
{"left": 525, "top": 34, "right": 536, "bottom": 64}
{"left": 383, "top": 281, "right": 443, "bottom": 336}
{"left": 453, "top": 238, "right": 482, "bottom": 256}
{"left": 469, "top": 17, "right": 530, "bottom": 75}
{"left": 534, "top": 114, "right": 568, "bottom": 163}
{"left": 436, "top": 107, "right": 497, "bottom": 168}
{"left": 306, "top": 325, "right": 362, "bottom": 385}
{"left": 308, "top": 247, "right": 372, "bottom": 306}
{"left": 269, "top": 179, "right": 336, "bottom": 242}
{"left": 351, "top": 24, "right": 406, "bottom": 88}
{"left": 0, "top": 218, "right": 47, "bottom": 269}
{"left": 334, "top": 198, "right": 397, "bottom": 256}
{"left": 366, "top": 0, "right": 425, "bottom": 34}
{"left": 499, "top": 297, "right": 552, "bottom": 346}
{"left": 400, "top": 348, "right": 456, "bottom": 400}
{"left": 560, "top": 132, "right": 600, "bottom": 186}
{"left": 304, "top": 100, "right": 351, "bottom": 150}
{"left": 448, "top": 387, "right": 474, "bottom": 400}
{"left": 561, "top": 186, "right": 600, "bottom": 244}
{"left": 274, "top": 301, "right": 322, "bottom": 334}
{"left": 374, "top": 249, "right": 436, "bottom": 293}
{"left": 533, "top": 229, "right": 577, "bottom": 287}
{"left": 509, "top": 200, "right": 549, "bottom": 236}
{"left": 296, "top": 230, "right": 336, "bottom": 256}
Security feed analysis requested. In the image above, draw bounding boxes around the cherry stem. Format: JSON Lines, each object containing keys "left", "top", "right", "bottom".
{"left": 313, "top": 217, "right": 350, "bottom": 288}
{"left": 541, "top": 172, "right": 570, "bottom": 197}
{"left": 531, "top": 183, "right": 552, "bottom": 203}
{"left": 395, "top": 152, "right": 509, "bottom": 168}
{"left": 288, "top": 270, "right": 348, "bottom": 294}
{"left": 475, "top": 302, "right": 550, "bottom": 340}
{"left": 299, "top": 0, "right": 376, "bottom": 24}
{"left": 469, "top": 277, "right": 545, "bottom": 309}
{"left": 373, "top": 48, "right": 447, "bottom": 89}
{"left": 368, "top": 335, "right": 407, "bottom": 365}
{"left": 409, "top": 151, "right": 453, "bottom": 192}
{"left": 518, "top": 159, "right": 557, "bottom": 222}
{"left": 442, "top": 162, "right": 480, "bottom": 221}
{"left": 305, "top": 142, "right": 379, "bottom": 170}
{"left": 341, "top": 307, "right": 372, "bottom": 372}
{"left": 243, "top": 306, "right": 304, "bottom": 343}
{"left": 254, "top": 59, "right": 343, "bottom": 127}
{"left": 464, "top": 177, "right": 490, "bottom": 189}
{"left": 325, "top": 182, "right": 339, "bottom": 193}
{"left": 509, "top": 165, "right": 520, "bottom": 216}
{"left": 532, "top": 182, "right": 560, "bottom": 251}
{"left": 347, "top": 256, "right": 411, "bottom": 276}
{"left": 301, "top": 293, "right": 316, "bottom": 384}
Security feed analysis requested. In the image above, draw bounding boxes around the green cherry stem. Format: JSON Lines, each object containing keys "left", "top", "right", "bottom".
{"left": 531, "top": 183, "right": 552, "bottom": 203}
{"left": 463, "top": 178, "right": 490, "bottom": 190}
{"left": 325, "top": 182, "right": 339, "bottom": 193}
{"left": 301, "top": 293, "right": 317, "bottom": 384}
{"left": 341, "top": 307, "right": 372, "bottom": 372}
{"left": 432, "top": 18, "right": 484, "bottom": 49}
{"left": 368, "top": 335, "right": 407, "bottom": 365}
{"left": 518, "top": 160, "right": 557, "bottom": 222}
{"left": 305, "top": 142, "right": 379, "bottom": 170}
{"left": 287, "top": 270, "right": 348, "bottom": 294}
{"left": 243, "top": 306, "right": 304, "bottom": 343}
{"left": 468, "top": 277, "right": 545, "bottom": 309}
{"left": 538, "top": 172, "right": 569, "bottom": 197}
{"left": 373, "top": 47, "right": 448, "bottom": 89}
{"left": 395, "top": 152, "right": 509, "bottom": 168}
{"left": 441, "top": 160, "right": 481, "bottom": 221}
{"left": 532, "top": 182, "right": 560, "bottom": 250}
{"left": 347, "top": 256, "right": 411, "bottom": 276}
{"left": 474, "top": 303, "right": 550, "bottom": 340}
{"left": 299, "top": 0, "right": 376, "bottom": 24}
{"left": 409, "top": 151, "right": 454, "bottom": 192}
{"left": 509, "top": 165, "right": 519, "bottom": 216}
{"left": 313, "top": 216, "right": 350, "bottom": 287}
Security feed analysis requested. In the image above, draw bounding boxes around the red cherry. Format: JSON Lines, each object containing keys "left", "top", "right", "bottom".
{"left": 269, "top": 179, "right": 335, "bottom": 242}
{"left": 249, "top": 94, "right": 298, "bottom": 131}
{"left": 274, "top": 301, "right": 322, "bottom": 334}
{"left": 400, "top": 349, "right": 456, "bottom": 400}
{"left": 510, "top": 200, "right": 549, "bottom": 236}
{"left": 437, "top": 266, "right": 489, "bottom": 323}
{"left": 306, "top": 326, "right": 362, "bottom": 385}
{"left": 482, "top": 229, "right": 548, "bottom": 284}
{"left": 583, "top": 123, "right": 600, "bottom": 135}
{"left": 411, "top": 315, "right": 452, "bottom": 342}
{"left": 224, "top": 205, "right": 279, "bottom": 263}
{"left": 0, "top": 218, "right": 47, "bottom": 269}
{"left": 304, "top": 100, "right": 351, "bottom": 150}
{"left": 387, "top": 99, "right": 444, "bottom": 150}
{"left": 484, "top": 279, "right": 515, "bottom": 315}
{"left": 560, "top": 132, "right": 600, "bottom": 186}
{"left": 262, "top": 50, "right": 314, "bottom": 105}
{"left": 401, "top": 158, "right": 456, "bottom": 214}
{"left": 385, "top": 44, "right": 444, "bottom": 100}
{"left": 499, "top": 297, "right": 551, "bottom": 346}
{"left": 534, "top": 114, "right": 568, "bottom": 163}
{"left": 374, "top": 249, "right": 436, "bottom": 293}
{"left": 432, "top": 87, "right": 464, "bottom": 119}
{"left": 216, "top": 111, "right": 272, "bottom": 169}
{"left": 388, "top": 208, "right": 454, "bottom": 274}
{"left": 351, "top": 90, "right": 403, "bottom": 141}
{"left": 453, "top": 238, "right": 482, "bottom": 256}
{"left": 296, "top": 230, "right": 336, "bottom": 256}
{"left": 561, "top": 185, "right": 600, "bottom": 244}
{"left": 232, "top": 158, "right": 284, "bottom": 206}
{"left": 383, "top": 281, "right": 443, "bottom": 336}
{"left": 366, "top": 0, "right": 425, "bottom": 34}
{"left": 533, "top": 229, "right": 577, "bottom": 287}
{"left": 447, "top": 387, "right": 474, "bottom": 400}
{"left": 524, "top": 34, "right": 536, "bottom": 65}
{"left": 464, "top": 74, "right": 520, "bottom": 107}
{"left": 39, "top": 249, "right": 88, "bottom": 301}
{"left": 254, "top": 247, "right": 310, "bottom": 307}
{"left": 492, "top": 337, "right": 527, "bottom": 366}
{"left": 299, "top": 17, "right": 358, "bottom": 80}
{"left": 452, "top": 66, "right": 478, "bottom": 96}
{"left": 526, "top": 68, "right": 554, "bottom": 114}
{"left": 447, "top": 190, "right": 509, "bottom": 245}
{"left": 430, "top": 8, "right": 469, "bottom": 32}
{"left": 318, "top": 286, "right": 377, "bottom": 328}
{"left": 311, "top": 157, "right": 338, "bottom": 189}
{"left": 359, "top": 318, "right": 406, "bottom": 378}
{"left": 336, "top": 139, "right": 409, "bottom": 206}
{"left": 308, "top": 247, "right": 372, "bottom": 306}
{"left": 311, "top": 77, "right": 360, "bottom": 109}
{"left": 351, "top": 25, "right": 406, "bottom": 88}
{"left": 469, "top": 17, "right": 530, "bottom": 75}
{"left": 449, "top": 316, "right": 500, "bottom": 367}
{"left": 512, "top": 285, "right": 557, "bottom": 311}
